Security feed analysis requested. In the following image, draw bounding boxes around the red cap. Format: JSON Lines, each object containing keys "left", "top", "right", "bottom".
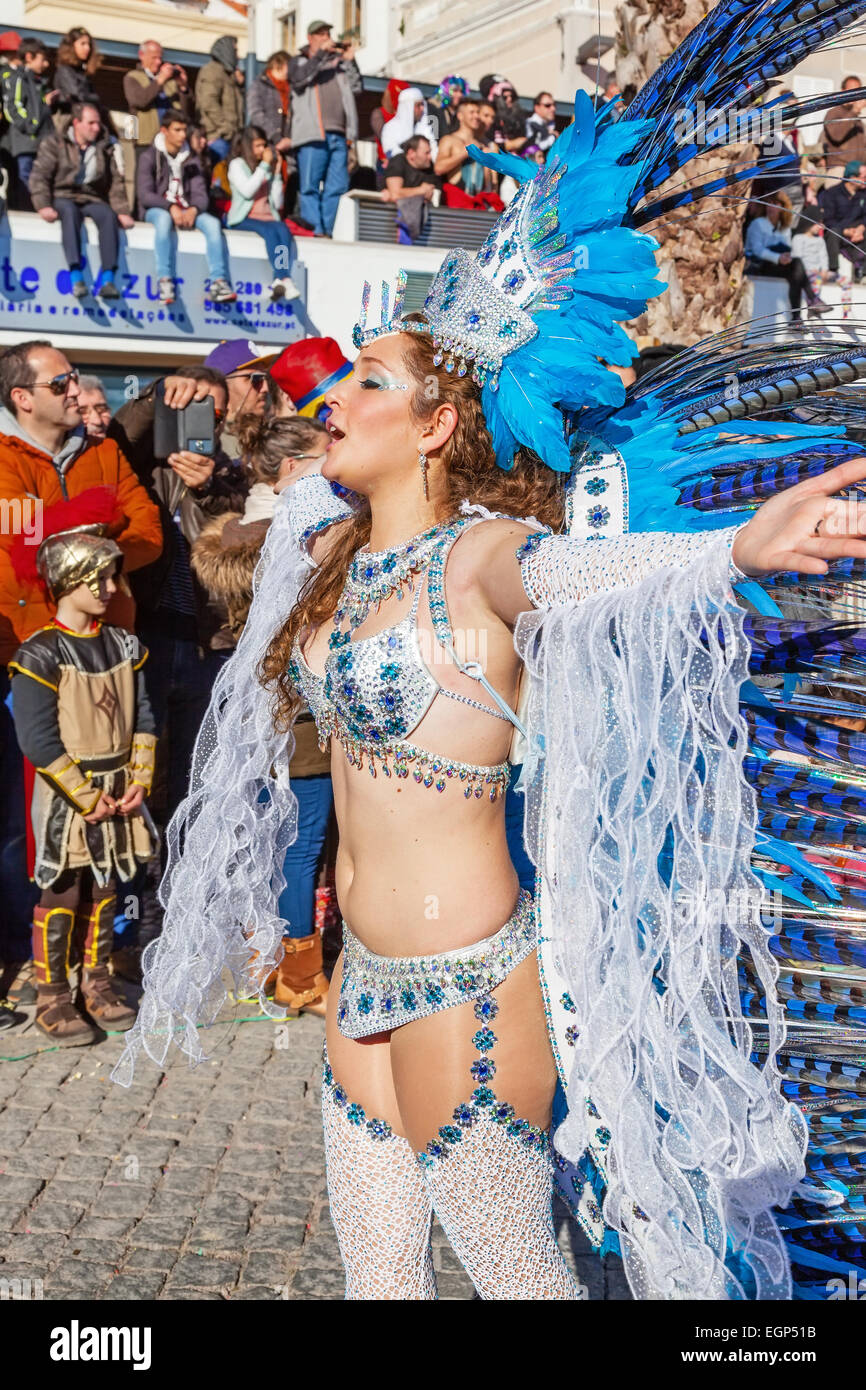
{"left": 0, "top": 31, "right": 22, "bottom": 53}
{"left": 269, "top": 337, "right": 352, "bottom": 415}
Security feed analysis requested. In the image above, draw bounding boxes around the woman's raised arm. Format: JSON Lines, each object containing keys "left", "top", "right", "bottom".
{"left": 479, "top": 456, "right": 866, "bottom": 624}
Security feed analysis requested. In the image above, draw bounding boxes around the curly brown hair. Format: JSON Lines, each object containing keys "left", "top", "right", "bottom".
{"left": 259, "top": 321, "right": 565, "bottom": 729}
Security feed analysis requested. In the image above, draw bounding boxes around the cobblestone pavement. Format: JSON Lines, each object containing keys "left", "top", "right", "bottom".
{"left": 0, "top": 1004, "right": 631, "bottom": 1301}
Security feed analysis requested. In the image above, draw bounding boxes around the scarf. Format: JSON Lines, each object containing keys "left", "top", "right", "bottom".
{"left": 270, "top": 73, "right": 290, "bottom": 115}
{"left": 154, "top": 129, "right": 191, "bottom": 207}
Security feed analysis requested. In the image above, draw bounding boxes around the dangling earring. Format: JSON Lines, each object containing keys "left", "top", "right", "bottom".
{"left": 418, "top": 449, "right": 429, "bottom": 500}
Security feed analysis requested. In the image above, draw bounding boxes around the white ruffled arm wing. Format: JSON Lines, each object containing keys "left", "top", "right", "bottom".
{"left": 111, "top": 481, "right": 348, "bottom": 1087}
{"left": 518, "top": 525, "right": 748, "bottom": 608}
{"left": 515, "top": 529, "right": 806, "bottom": 1302}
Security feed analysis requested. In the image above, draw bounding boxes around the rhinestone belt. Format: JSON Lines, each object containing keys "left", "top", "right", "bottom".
{"left": 337, "top": 889, "right": 537, "bottom": 1039}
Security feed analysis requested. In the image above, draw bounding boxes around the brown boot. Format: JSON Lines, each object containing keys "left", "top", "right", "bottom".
{"left": 32, "top": 906, "right": 96, "bottom": 1046}
{"left": 273, "top": 933, "right": 329, "bottom": 1018}
{"left": 35, "top": 982, "right": 98, "bottom": 1046}
{"left": 79, "top": 893, "right": 138, "bottom": 1032}
{"left": 80, "top": 967, "right": 137, "bottom": 1030}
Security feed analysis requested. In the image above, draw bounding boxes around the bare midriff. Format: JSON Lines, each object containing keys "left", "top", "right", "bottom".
{"left": 301, "top": 578, "right": 525, "bottom": 958}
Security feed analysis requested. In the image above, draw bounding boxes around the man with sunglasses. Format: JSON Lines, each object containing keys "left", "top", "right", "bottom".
{"left": 201, "top": 338, "right": 279, "bottom": 460}
{"left": 525, "top": 92, "right": 557, "bottom": 159}
{"left": 0, "top": 340, "right": 162, "bottom": 668}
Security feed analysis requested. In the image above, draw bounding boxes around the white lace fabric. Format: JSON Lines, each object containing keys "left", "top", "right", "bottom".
{"left": 519, "top": 525, "right": 744, "bottom": 608}
{"left": 111, "top": 490, "right": 315, "bottom": 1085}
{"left": 515, "top": 534, "right": 807, "bottom": 1299}
{"left": 322, "top": 1076, "right": 437, "bottom": 1300}
{"left": 423, "top": 1113, "right": 580, "bottom": 1300}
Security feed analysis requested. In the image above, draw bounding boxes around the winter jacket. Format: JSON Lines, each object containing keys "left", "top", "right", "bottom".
{"left": 288, "top": 45, "right": 359, "bottom": 147}
{"left": 247, "top": 71, "right": 290, "bottom": 146}
{"left": 109, "top": 384, "right": 247, "bottom": 650}
{"left": 819, "top": 179, "right": 866, "bottom": 236}
{"left": 195, "top": 40, "right": 244, "bottom": 144}
{"left": 191, "top": 501, "right": 329, "bottom": 775}
{"left": 0, "top": 407, "right": 162, "bottom": 666}
{"left": 226, "top": 156, "right": 285, "bottom": 224}
{"left": 136, "top": 141, "right": 209, "bottom": 214}
{"left": 123, "top": 64, "right": 195, "bottom": 148}
{"left": 2, "top": 66, "right": 54, "bottom": 157}
{"left": 791, "top": 231, "right": 830, "bottom": 277}
{"left": 29, "top": 122, "right": 131, "bottom": 215}
{"left": 53, "top": 61, "right": 104, "bottom": 119}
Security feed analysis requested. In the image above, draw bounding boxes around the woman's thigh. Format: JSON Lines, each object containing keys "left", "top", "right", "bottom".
{"left": 325, "top": 950, "right": 403, "bottom": 1132}
{"left": 326, "top": 948, "right": 557, "bottom": 1152}
{"left": 389, "top": 951, "right": 557, "bottom": 1154}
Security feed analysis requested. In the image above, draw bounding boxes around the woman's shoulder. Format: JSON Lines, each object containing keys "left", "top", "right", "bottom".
{"left": 447, "top": 510, "right": 544, "bottom": 583}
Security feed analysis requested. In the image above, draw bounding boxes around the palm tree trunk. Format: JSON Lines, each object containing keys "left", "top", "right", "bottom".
{"left": 615, "top": 0, "right": 754, "bottom": 343}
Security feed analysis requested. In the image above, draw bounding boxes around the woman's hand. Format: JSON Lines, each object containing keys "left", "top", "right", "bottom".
{"left": 732, "top": 455, "right": 866, "bottom": 576}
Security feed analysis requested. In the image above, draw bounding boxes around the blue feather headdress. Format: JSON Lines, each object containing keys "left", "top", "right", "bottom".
{"left": 353, "top": 90, "right": 662, "bottom": 474}
{"left": 353, "top": 0, "right": 866, "bottom": 484}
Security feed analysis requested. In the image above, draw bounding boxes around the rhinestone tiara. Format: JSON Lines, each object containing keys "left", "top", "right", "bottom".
{"left": 352, "top": 255, "right": 537, "bottom": 391}
{"left": 352, "top": 155, "right": 580, "bottom": 390}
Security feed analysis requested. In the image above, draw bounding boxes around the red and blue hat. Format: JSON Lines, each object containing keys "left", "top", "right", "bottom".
{"left": 269, "top": 337, "right": 352, "bottom": 418}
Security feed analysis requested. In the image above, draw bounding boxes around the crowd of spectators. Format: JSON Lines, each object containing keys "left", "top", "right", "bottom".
{"left": 0, "top": 331, "right": 349, "bottom": 1034}
{"left": 0, "top": 17, "right": 364, "bottom": 301}
{"left": 741, "top": 75, "right": 866, "bottom": 322}
{"left": 0, "top": 23, "right": 576, "bottom": 263}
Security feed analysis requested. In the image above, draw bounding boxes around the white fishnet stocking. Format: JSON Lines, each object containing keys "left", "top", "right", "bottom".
{"left": 322, "top": 1062, "right": 437, "bottom": 1301}
{"left": 423, "top": 1114, "right": 581, "bottom": 1300}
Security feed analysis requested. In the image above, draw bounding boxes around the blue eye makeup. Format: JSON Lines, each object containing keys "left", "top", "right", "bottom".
{"left": 359, "top": 377, "right": 408, "bottom": 392}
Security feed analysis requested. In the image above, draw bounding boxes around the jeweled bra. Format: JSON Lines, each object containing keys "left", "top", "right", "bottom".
{"left": 289, "top": 515, "right": 518, "bottom": 799}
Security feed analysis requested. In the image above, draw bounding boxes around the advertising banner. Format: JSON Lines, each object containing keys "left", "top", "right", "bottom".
{"left": 0, "top": 219, "right": 312, "bottom": 347}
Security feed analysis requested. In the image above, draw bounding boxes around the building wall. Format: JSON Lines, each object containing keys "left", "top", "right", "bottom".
{"left": 251, "top": 0, "right": 390, "bottom": 72}
{"left": 18, "top": 0, "right": 247, "bottom": 56}
{"left": 387, "top": 0, "right": 863, "bottom": 103}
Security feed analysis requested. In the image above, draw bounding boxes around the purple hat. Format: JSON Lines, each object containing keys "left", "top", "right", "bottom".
{"left": 203, "top": 338, "right": 280, "bottom": 375}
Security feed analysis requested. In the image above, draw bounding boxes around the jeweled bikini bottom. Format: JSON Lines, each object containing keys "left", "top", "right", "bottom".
{"left": 336, "top": 888, "right": 537, "bottom": 1040}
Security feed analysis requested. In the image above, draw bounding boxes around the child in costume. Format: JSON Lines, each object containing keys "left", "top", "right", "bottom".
{"left": 9, "top": 489, "right": 157, "bottom": 1045}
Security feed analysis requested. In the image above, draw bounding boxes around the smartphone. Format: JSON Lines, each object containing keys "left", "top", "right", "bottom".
{"left": 154, "top": 393, "right": 216, "bottom": 458}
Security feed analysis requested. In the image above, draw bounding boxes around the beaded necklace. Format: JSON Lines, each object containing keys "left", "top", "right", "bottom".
{"left": 329, "top": 516, "right": 465, "bottom": 646}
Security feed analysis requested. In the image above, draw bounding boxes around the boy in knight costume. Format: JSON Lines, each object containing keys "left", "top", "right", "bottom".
{"left": 9, "top": 489, "right": 157, "bottom": 1044}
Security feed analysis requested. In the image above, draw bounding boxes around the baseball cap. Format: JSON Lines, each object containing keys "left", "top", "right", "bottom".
{"left": 307, "top": 19, "right": 333, "bottom": 35}
{"left": 0, "top": 31, "right": 22, "bottom": 53}
{"left": 203, "top": 338, "right": 280, "bottom": 375}
{"left": 270, "top": 337, "right": 352, "bottom": 417}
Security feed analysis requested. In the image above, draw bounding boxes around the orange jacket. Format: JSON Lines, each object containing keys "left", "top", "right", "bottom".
{"left": 0, "top": 428, "right": 162, "bottom": 666}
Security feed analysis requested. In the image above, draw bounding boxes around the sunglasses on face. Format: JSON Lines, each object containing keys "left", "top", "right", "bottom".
{"left": 19, "top": 369, "right": 80, "bottom": 396}
{"left": 229, "top": 371, "right": 268, "bottom": 390}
